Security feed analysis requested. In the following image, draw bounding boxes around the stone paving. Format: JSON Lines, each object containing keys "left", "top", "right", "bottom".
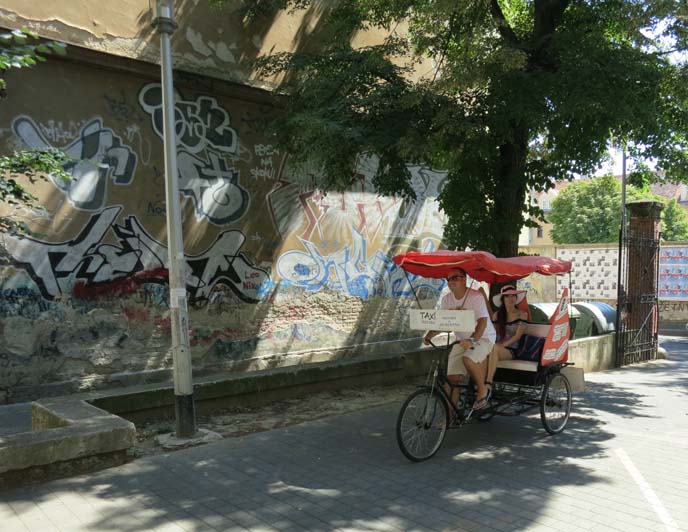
{"left": 1, "top": 336, "right": 687, "bottom": 532}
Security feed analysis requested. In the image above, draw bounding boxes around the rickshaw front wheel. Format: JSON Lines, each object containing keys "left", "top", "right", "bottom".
{"left": 396, "top": 388, "right": 449, "bottom": 462}
{"left": 540, "top": 372, "right": 572, "bottom": 435}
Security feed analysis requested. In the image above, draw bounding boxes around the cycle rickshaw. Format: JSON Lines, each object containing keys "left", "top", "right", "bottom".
{"left": 393, "top": 250, "right": 575, "bottom": 462}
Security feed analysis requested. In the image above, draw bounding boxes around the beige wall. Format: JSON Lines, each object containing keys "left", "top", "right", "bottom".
{"left": 0, "top": 1, "right": 429, "bottom": 91}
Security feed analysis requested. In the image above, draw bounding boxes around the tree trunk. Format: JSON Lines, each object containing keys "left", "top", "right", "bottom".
{"left": 493, "top": 124, "right": 529, "bottom": 258}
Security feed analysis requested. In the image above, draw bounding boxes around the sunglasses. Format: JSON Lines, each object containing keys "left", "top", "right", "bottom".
{"left": 447, "top": 275, "right": 466, "bottom": 281}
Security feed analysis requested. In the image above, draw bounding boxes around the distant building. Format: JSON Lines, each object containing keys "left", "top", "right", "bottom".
{"left": 649, "top": 182, "right": 688, "bottom": 210}
{"left": 522, "top": 181, "right": 571, "bottom": 246}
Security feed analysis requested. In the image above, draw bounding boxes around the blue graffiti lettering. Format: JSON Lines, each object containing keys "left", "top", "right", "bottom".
{"left": 276, "top": 228, "right": 443, "bottom": 299}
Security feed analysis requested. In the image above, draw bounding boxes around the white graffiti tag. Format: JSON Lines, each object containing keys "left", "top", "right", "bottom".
{"left": 12, "top": 116, "right": 137, "bottom": 212}
{"left": 138, "top": 83, "right": 249, "bottom": 225}
{"left": 1, "top": 207, "right": 269, "bottom": 303}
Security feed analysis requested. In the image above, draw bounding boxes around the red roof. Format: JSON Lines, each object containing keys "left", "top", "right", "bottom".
{"left": 393, "top": 250, "right": 572, "bottom": 283}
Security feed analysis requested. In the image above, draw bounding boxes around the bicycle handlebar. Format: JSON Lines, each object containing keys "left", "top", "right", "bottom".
{"left": 426, "top": 338, "right": 463, "bottom": 349}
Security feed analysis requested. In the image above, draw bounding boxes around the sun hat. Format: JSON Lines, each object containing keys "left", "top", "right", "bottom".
{"left": 492, "top": 284, "right": 527, "bottom": 307}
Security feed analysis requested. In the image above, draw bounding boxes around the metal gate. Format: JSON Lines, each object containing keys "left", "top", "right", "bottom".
{"left": 615, "top": 224, "right": 661, "bottom": 367}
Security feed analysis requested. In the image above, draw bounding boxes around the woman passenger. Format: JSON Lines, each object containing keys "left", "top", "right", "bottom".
{"left": 484, "top": 285, "right": 528, "bottom": 395}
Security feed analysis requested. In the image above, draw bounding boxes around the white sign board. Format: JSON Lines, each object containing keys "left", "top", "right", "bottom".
{"left": 409, "top": 309, "right": 476, "bottom": 332}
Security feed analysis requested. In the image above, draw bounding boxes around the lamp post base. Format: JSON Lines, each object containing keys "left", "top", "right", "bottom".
{"left": 175, "top": 394, "right": 197, "bottom": 438}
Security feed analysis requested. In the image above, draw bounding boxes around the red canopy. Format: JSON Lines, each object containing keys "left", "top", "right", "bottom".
{"left": 392, "top": 250, "right": 572, "bottom": 284}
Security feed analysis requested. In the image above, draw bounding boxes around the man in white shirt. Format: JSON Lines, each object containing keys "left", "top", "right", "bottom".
{"left": 423, "top": 268, "right": 496, "bottom": 410}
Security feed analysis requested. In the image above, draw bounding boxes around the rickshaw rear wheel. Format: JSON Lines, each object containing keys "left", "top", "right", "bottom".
{"left": 540, "top": 373, "right": 572, "bottom": 434}
{"left": 396, "top": 388, "right": 449, "bottom": 462}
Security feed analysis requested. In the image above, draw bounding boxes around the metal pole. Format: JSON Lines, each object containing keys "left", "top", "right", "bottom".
{"left": 615, "top": 145, "right": 628, "bottom": 368}
{"left": 152, "top": 0, "right": 196, "bottom": 437}
{"left": 621, "top": 145, "right": 627, "bottom": 237}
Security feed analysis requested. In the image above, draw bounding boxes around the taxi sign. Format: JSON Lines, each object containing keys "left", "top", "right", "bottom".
{"left": 409, "top": 309, "right": 476, "bottom": 332}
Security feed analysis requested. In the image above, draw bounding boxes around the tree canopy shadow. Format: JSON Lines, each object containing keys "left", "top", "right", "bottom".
{"left": 4, "top": 343, "right": 677, "bottom": 531}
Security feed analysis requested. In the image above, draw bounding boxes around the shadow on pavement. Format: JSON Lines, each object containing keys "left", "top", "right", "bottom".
{"left": 3, "top": 336, "right": 686, "bottom": 531}
{"left": 2, "top": 368, "right": 661, "bottom": 532}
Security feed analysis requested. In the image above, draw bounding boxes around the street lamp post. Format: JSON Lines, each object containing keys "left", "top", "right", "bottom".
{"left": 152, "top": 0, "right": 196, "bottom": 437}
{"left": 621, "top": 145, "right": 627, "bottom": 237}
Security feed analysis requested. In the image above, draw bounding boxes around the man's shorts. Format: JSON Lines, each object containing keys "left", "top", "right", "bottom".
{"left": 447, "top": 338, "right": 494, "bottom": 376}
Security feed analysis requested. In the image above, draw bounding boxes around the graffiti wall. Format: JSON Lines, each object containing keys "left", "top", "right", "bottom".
{"left": 0, "top": 59, "right": 446, "bottom": 401}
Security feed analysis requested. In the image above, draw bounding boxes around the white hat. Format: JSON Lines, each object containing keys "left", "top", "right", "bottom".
{"left": 492, "top": 284, "right": 527, "bottom": 307}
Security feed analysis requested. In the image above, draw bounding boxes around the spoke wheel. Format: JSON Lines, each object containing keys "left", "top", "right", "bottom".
{"left": 540, "top": 373, "right": 572, "bottom": 435}
{"left": 396, "top": 388, "right": 449, "bottom": 462}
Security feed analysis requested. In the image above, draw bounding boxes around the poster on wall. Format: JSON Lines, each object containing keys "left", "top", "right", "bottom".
{"left": 659, "top": 246, "right": 688, "bottom": 299}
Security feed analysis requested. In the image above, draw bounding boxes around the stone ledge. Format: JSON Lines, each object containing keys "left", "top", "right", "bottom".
{"left": 0, "top": 398, "right": 135, "bottom": 481}
{"left": 90, "top": 352, "right": 411, "bottom": 416}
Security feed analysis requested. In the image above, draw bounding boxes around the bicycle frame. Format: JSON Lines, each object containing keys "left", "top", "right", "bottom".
{"left": 423, "top": 352, "right": 477, "bottom": 426}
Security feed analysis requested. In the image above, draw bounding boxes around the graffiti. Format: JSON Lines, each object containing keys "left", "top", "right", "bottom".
{"left": 1, "top": 206, "right": 271, "bottom": 304}
{"left": 276, "top": 228, "right": 443, "bottom": 299}
{"left": 267, "top": 161, "right": 447, "bottom": 243}
{"left": 139, "top": 83, "right": 238, "bottom": 155}
{"left": 103, "top": 89, "right": 143, "bottom": 123}
{"left": 177, "top": 151, "right": 249, "bottom": 224}
{"left": 124, "top": 124, "right": 152, "bottom": 166}
{"left": 0, "top": 286, "right": 55, "bottom": 318}
{"left": 250, "top": 144, "right": 278, "bottom": 180}
{"left": 240, "top": 107, "right": 273, "bottom": 135}
{"left": 12, "top": 116, "right": 138, "bottom": 212}
{"left": 255, "top": 144, "right": 278, "bottom": 157}
{"left": 139, "top": 83, "right": 249, "bottom": 225}
{"left": 38, "top": 119, "right": 85, "bottom": 143}
{"left": 73, "top": 268, "right": 169, "bottom": 300}
{"left": 659, "top": 302, "right": 688, "bottom": 313}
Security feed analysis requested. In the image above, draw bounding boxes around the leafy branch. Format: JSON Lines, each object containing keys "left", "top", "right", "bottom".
{"left": 0, "top": 27, "right": 67, "bottom": 93}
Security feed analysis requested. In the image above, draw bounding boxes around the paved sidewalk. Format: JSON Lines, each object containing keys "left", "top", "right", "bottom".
{"left": 2, "top": 337, "right": 688, "bottom": 532}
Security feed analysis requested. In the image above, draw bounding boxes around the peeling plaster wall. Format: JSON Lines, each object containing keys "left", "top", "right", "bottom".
{"left": 0, "top": 1, "right": 430, "bottom": 92}
{"left": 0, "top": 57, "right": 447, "bottom": 401}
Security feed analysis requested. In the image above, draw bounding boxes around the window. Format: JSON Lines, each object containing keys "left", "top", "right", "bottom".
{"left": 537, "top": 226, "right": 544, "bottom": 238}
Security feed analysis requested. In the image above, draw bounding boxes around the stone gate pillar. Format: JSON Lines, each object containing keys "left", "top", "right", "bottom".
{"left": 618, "top": 200, "right": 663, "bottom": 365}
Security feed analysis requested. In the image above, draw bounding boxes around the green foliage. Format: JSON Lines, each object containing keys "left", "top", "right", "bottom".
{"left": 549, "top": 176, "right": 622, "bottom": 244}
{"left": 216, "top": 0, "right": 688, "bottom": 255}
{"left": 662, "top": 198, "right": 688, "bottom": 241}
{"left": 0, "top": 27, "right": 68, "bottom": 234}
{"left": 0, "top": 27, "right": 66, "bottom": 92}
{"left": 549, "top": 175, "right": 687, "bottom": 243}
{"left": 0, "top": 149, "right": 72, "bottom": 233}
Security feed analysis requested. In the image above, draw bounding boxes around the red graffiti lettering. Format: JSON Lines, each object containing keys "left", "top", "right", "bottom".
{"left": 122, "top": 307, "right": 149, "bottom": 322}
{"left": 73, "top": 268, "right": 169, "bottom": 300}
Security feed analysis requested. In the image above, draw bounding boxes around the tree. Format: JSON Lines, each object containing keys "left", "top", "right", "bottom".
{"left": 662, "top": 199, "right": 688, "bottom": 241}
{"left": 0, "top": 28, "right": 69, "bottom": 235}
{"left": 549, "top": 175, "right": 687, "bottom": 243}
{"left": 549, "top": 176, "right": 622, "bottom": 244}
{"left": 215, "top": 0, "right": 688, "bottom": 256}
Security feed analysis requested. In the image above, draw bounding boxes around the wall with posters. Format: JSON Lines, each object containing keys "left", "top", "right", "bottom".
{"left": 520, "top": 244, "right": 688, "bottom": 324}
{"left": 0, "top": 56, "right": 447, "bottom": 401}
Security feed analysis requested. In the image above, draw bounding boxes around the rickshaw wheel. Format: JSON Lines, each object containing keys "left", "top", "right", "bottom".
{"left": 396, "top": 388, "right": 449, "bottom": 462}
{"left": 540, "top": 373, "right": 572, "bottom": 434}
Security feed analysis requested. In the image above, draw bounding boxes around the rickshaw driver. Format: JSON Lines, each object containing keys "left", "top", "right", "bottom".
{"left": 423, "top": 268, "right": 497, "bottom": 410}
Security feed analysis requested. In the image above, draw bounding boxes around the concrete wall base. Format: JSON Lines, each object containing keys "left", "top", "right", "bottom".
{"left": 0, "top": 450, "right": 130, "bottom": 490}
